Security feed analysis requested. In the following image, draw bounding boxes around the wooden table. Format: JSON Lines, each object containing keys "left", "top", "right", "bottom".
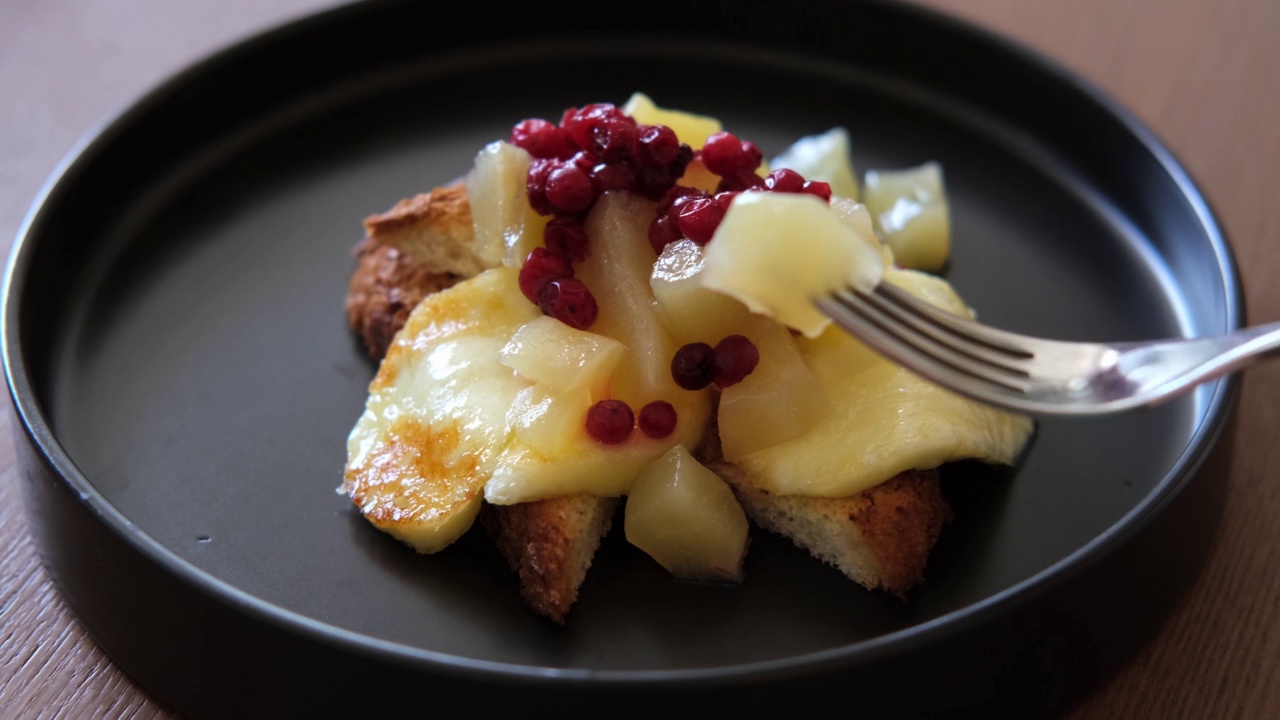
{"left": 2, "top": 1, "right": 1277, "bottom": 716}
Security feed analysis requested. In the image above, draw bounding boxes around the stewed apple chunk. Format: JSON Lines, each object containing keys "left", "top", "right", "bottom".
{"left": 770, "top": 127, "right": 860, "bottom": 201}
{"left": 717, "top": 317, "right": 831, "bottom": 460}
{"left": 622, "top": 92, "right": 722, "bottom": 150}
{"left": 499, "top": 316, "right": 625, "bottom": 395}
{"left": 701, "top": 192, "right": 884, "bottom": 338}
{"left": 651, "top": 239, "right": 754, "bottom": 346}
{"left": 467, "top": 141, "right": 549, "bottom": 268}
{"left": 863, "top": 162, "right": 951, "bottom": 273}
{"left": 625, "top": 445, "right": 749, "bottom": 583}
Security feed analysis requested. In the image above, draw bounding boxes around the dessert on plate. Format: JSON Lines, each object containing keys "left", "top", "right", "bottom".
{"left": 342, "top": 93, "right": 1033, "bottom": 622}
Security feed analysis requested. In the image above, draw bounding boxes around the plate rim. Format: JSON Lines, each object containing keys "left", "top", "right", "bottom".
{"left": 1, "top": 0, "right": 1244, "bottom": 688}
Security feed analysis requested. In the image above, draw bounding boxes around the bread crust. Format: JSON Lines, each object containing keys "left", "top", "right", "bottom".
{"left": 345, "top": 239, "right": 461, "bottom": 358}
{"left": 480, "top": 496, "right": 619, "bottom": 624}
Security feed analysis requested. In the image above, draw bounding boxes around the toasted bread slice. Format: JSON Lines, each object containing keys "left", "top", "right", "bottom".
{"left": 346, "top": 183, "right": 951, "bottom": 619}
{"left": 348, "top": 185, "right": 617, "bottom": 623}
{"left": 480, "top": 495, "right": 619, "bottom": 623}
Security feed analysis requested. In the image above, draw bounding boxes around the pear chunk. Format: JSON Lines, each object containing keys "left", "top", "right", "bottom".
{"left": 701, "top": 192, "right": 884, "bottom": 338}
{"left": 863, "top": 162, "right": 951, "bottom": 273}
{"left": 718, "top": 316, "right": 831, "bottom": 460}
{"left": 622, "top": 92, "right": 722, "bottom": 150}
{"left": 467, "top": 141, "right": 549, "bottom": 269}
{"left": 499, "top": 316, "right": 625, "bottom": 395}
{"left": 625, "top": 446, "right": 749, "bottom": 583}
{"left": 770, "top": 127, "right": 860, "bottom": 200}
{"left": 651, "top": 239, "right": 755, "bottom": 346}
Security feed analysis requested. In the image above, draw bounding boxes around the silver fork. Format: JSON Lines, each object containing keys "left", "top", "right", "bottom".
{"left": 815, "top": 282, "right": 1280, "bottom": 416}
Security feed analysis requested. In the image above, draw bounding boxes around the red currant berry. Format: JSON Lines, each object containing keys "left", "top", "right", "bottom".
{"left": 526, "top": 158, "right": 555, "bottom": 215}
{"left": 712, "top": 334, "right": 760, "bottom": 387}
{"left": 677, "top": 197, "right": 726, "bottom": 245}
{"left": 591, "top": 162, "right": 638, "bottom": 193}
{"left": 586, "top": 399, "right": 634, "bottom": 444}
{"left": 671, "top": 342, "right": 716, "bottom": 391}
{"left": 545, "top": 163, "right": 597, "bottom": 213}
{"left": 538, "top": 277, "right": 598, "bottom": 330}
{"left": 638, "top": 401, "right": 678, "bottom": 439}
{"left": 518, "top": 247, "right": 573, "bottom": 303}
{"left": 510, "top": 119, "right": 576, "bottom": 160}
{"left": 764, "top": 168, "right": 807, "bottom": 193}
{"left": 701, "top": 132, "right": 764, "bottom": 176}
{"left": 716, "top": 169, "right": 766, "bottom": 193}
{"left": 648, "top": 214, "right": 683, "bottom": 255}
{"left": 544, "top": 217, "right": 590, "bottom": 262}
{"left": 634, "top": 124, "right": 680, "bottom": 167}
{"left": 801, "top": 180, "right": 832, "bottom": 202}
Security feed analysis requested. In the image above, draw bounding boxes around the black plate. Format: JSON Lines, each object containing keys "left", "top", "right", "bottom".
{"left": 3, "top": 1, "right": 1241, "bottom": 717}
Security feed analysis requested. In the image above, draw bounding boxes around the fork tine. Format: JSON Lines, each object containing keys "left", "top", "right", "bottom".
{"left": 820, "top": 289, "right": 1031, "bottom": 394}
{"left": 874, "top": 283, "right": 1035, "bottom": 359}
{"left": 862, "top": 286, "right": 1034, "bottom": 375}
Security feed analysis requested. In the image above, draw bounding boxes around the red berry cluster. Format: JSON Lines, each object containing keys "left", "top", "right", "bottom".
{"left": 585, "top": 399, "right": 678, "bottom": 444}
{"left": 512, "top": 104, "right": 697, "bottom": 332}
{"left": 648, "top": 132, "right": 833, "bottom": 256}
{"left": 671, "top": 335, "right": 761, "bottom": 391}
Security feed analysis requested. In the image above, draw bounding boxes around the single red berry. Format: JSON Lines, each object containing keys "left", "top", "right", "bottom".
{"left": 586, "top": 399, "right": 634, "bottom": 444}
{"left": 568, "top": 149, "right": 598, "bottom": 171}
{"left": 638, "top": 401, "right": 678, "bottom": 439}
{"left": 764, "top": 168, "right": 807, "bottom": 193}
{"left": 801, "top": 180, "right": 832, "bottom": 202}
{"left": 526, "top": 159, "right": 555, "bottom": 215}
{"left": 677, "top": 197, "right": 726, "bottom": 245}
{"left": 634, "top": 124, "right": 680, "bottom": 167}
{"left": 510, "top": 119, "right": 576, "bottom": 159}
{"left": 671, "top": 342, "right": 716, "bottom": 391}
{"left": 701, "top": 132, "right": 763, "bottom": 176}
{"left": 712, "top": 191, "right": 738, "bottom": 212}
{"left": 591, "top": 162, "right": 638, "bottom": 193}
{"left": 648, "top": 214, "right": 683, "bottom": 255}
{"left": 538, "top": 277, "right": 598, "bottom": 330}
{"left": 545, "top": 163, "right": 597, "bottom": 213}
{"left": 544, "top": 217, "right": 590, "bottom": 262}
{"left": 518, "top": 247, "right": 573, "bottom": 303}
{"left": 713, "top": 334, "right": 760, "bottom": 387}
{"left": 593, "top": 115, "right": 639, "bottom": 162}
{"left": 560, "top": 104, "right": 634, "bottom": 157}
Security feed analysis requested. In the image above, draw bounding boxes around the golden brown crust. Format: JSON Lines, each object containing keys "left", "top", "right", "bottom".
{"left": 715, "top": 462, "right": 951, "bottom": 597}
{"left": 834, "top": 469, "right": 952, "bottom": 594}
{"left": 481, "top": 496, "right": 619, "bottom": 624}
{"left": 345, "top": 239, "right": 462, "bottom": 359}
{"left": 363, "top": 184, "right": 472, "bottom": 241}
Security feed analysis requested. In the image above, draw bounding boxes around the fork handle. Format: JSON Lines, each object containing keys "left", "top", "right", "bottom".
{"left": 1113, "top": 321, "right": 1280, "bottom": 394}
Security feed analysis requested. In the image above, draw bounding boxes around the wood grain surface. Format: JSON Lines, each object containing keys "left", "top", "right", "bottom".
{"left": 2, "top": 1, "right": 1277, "bottom": 717}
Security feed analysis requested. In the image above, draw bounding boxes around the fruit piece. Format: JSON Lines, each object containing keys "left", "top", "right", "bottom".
{"left": 734, "top": 268, "right": 1034, "bottom": 496}
{"left": 510, "top": 119, "right": 576, "bottom": 160}
{"left": 678, "top": 159, "right": 721, "bottom": 192}
{"left": 670, "top": 342, "right": 715, "bottom": 391}
{"left": 711, "top": 334, "right": 759, "bottom": 387}
{"left": 576, "top": 192, "right": 677, "bottom": 408}
{"left": 717, "top": 316, "right": 831, "bottom": 460}
{"left": 586, "top": 399, "right": 635, "bottom": 444}
{"left": 545, "top": 162, "right": 598, "bottom": 213}
{"left": 622, "top": 92, "right": 723, "bottom": 150}
{"left": 701, "top": 132, "right": 763, "bottom": 177}
{"left": 508, "top": 384, "right": 590, "bottom": 455}
{"left": 544, "top": 216, "right": 590, "bottom": 262}
{"left": 467, "top": 141, "right": 550, "bottom": 268}
{"left": 518, "top": 247, "right": 573, "bottom": 303}
{"left": 624, "top": 445, "right": 749, "bottom": 583}
{"left": 638, "top": 401, "right": 678, "bottom": 439}
{"left": 863, "top": 162, "right": 951, "bottom": 272}
{"left": 499, "top": 315, "right": 625, "bottom": 395}
{"left": 537, "top": 278, "right": 598, "bottom": 330}
{"left": 676, "top": 197, "right": 725, "bottom": 244}
{"left": 650, "top": 239, "right": 755, "bottom": 346}
{"left": 770, "top": 127, "right": 860, "bottom": 200}
{"left": 700, "top": 192, "right": 884, "bottom": 338}
{"left": 343, "top": 267, "right": 539, "bottom": 553}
